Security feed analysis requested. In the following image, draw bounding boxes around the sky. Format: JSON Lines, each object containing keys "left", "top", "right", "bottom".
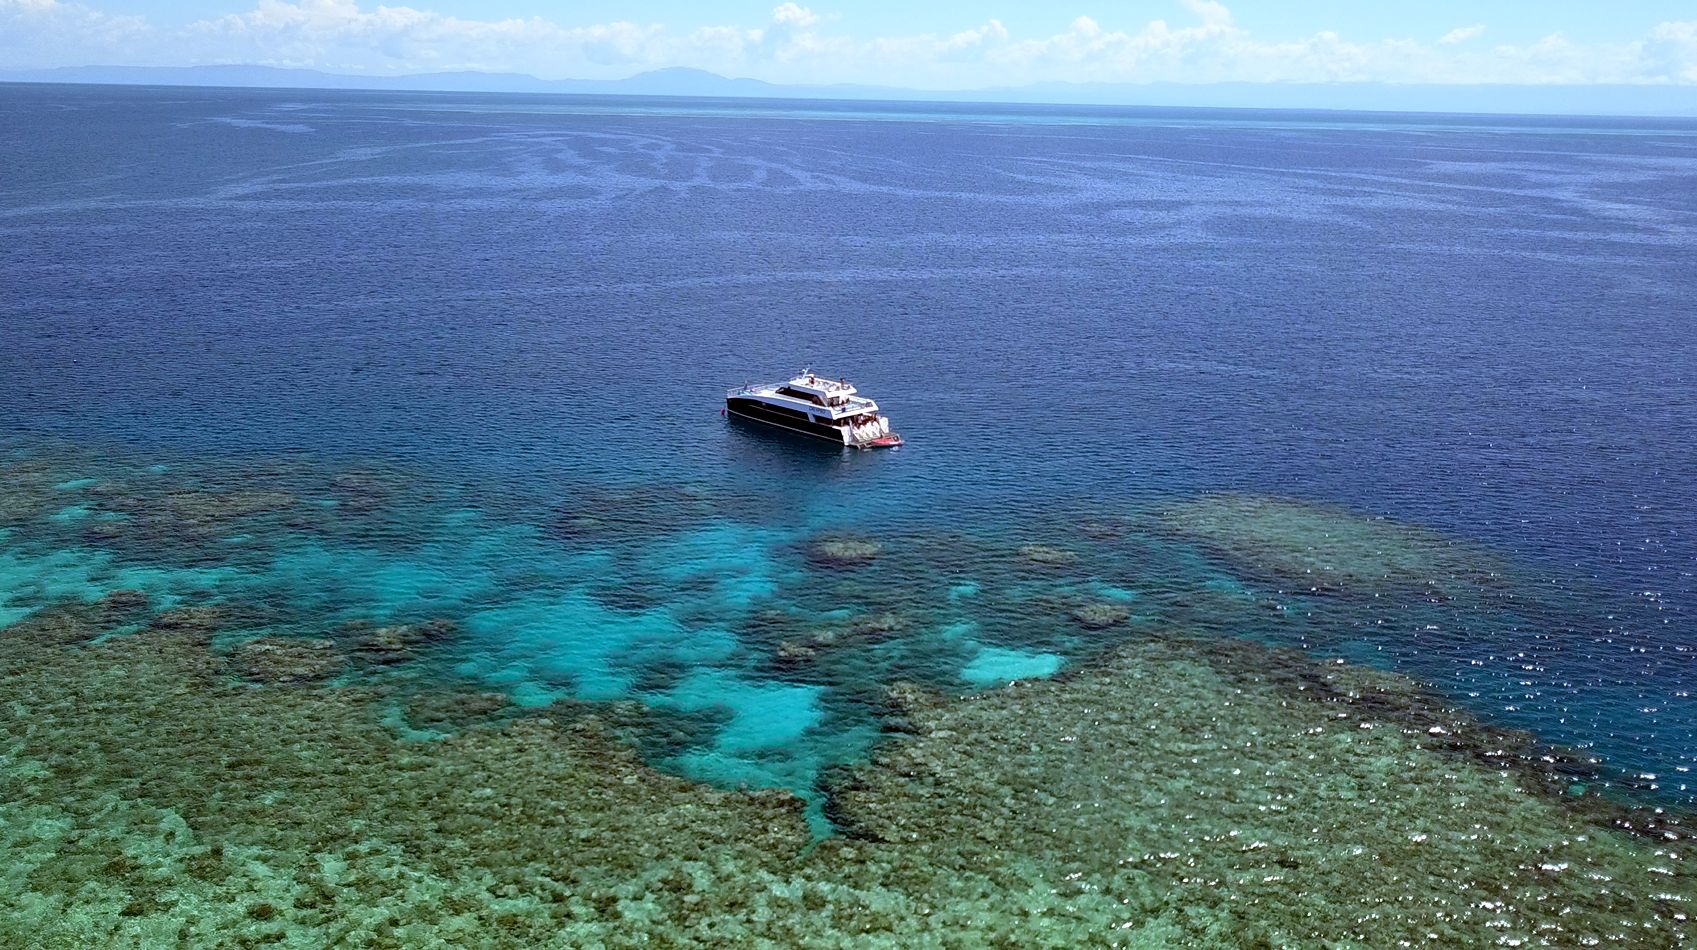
{"left": 4, "top": 0, "right": 1697, "bottom": 88}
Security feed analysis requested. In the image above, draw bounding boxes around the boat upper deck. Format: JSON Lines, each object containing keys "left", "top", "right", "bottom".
{"left": 728, "top": 373, "right": 882, "bottom": 419}
{"left": 782, "top": 374, "right": 856, "bottom": 398}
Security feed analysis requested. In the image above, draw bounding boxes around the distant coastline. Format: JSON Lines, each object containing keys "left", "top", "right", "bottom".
{"left": 4, "top": 64, "right": 1695, "bottom": 118}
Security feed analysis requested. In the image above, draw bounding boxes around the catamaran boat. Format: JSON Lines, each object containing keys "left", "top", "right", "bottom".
{"left": 725, "top": 371, "right": 903, "bottom": 449}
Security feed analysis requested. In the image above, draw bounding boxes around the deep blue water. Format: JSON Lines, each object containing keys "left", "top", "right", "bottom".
{"left": 2, "top": 83, "right": 1695, "bottom": 807}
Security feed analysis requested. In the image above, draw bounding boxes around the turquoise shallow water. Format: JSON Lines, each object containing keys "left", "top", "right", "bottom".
{"left": 2, "top": 435, "right": 1691, "bottom": 823}
{"left": 2, "top": 444, "right": 1143, "bottom": 815}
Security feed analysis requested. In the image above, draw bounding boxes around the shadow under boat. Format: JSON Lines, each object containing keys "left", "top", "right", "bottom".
{"left": 724, "top": 410, "right": 855, "bottom": 452}
{"left": 721, "top": 412, "right": 904, "bottom": 480}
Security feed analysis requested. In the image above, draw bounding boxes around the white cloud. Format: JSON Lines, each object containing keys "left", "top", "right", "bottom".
{"left": 940, "top": 20, "right": 1009, "bottom": 54}
{"left": 987, "top": 7, "right": 1243, "bottom": 81}
{"left": 183, "top": 0, "right": 668, "bottom": 72}
{"left": 4, "top": 1, "right": 1696, "bottom": 89}
{"left": 0, "top": 0, "right": 151, "bottom": 69}
{"left": 1642, "top": 20, "right": 1697, "bottom": 82}
{"left": 1183, "top": 0, "right": 1234, "bottom": 31}
{"left": 769, "top": 3, "right": 819, "bottom": 30}
{"left": 1439, "top": 24, "right": 1486, "bottom": 46}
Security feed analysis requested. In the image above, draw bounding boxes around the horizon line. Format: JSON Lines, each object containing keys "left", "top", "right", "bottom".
{"left": 4, "top": 64, "right": 1697, "bottom": 120}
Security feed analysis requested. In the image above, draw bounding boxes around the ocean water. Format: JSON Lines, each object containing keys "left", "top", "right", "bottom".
{"left": 2, "top": 83, "right": 1696, "bottom": 937}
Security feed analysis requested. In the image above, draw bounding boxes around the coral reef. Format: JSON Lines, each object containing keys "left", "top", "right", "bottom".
{"left": 398, "top": 689, "right": 515, "bottom": 733}
{"left": 96, "top": 486, "right": 303, "bottom": 546}
{"left": 4, "top": 598, "right": 1690, "bottom": 947}
{"left": 5, "top": 445, "right": 1691, "bottom": 945}
{"left": 551, "top": 484, "right": 718, "bottom": 545}
{"left": 1070, "top": 601, "right": 1133, "bottom": 629}
{"left": 340, "top": 618, "right": 460, "bottom": 668}
{"left": 229, "top": 636, "right": 346, "bottom": 684}
{"left": 770, "top": 613, "right": 913, "bottom": 675}
{"left": 327, "top": 469, "right": 404, "bottom": 513}
{"left": 0, "top": 602, "right": 815, "bottom": 947}
{"left": 824, "top": 635, "right": 1694, "bottom": 946}
{"left": 0, "top": 457, "right": 67, "bottom": 527}
{"left": 1019, "top": 543, "right": 1077, "bottom": 565}
{"left": 1077, "top": 519, "right": 1131, "bottom": 541}
{"left": 1157, "top": 493, "right": 1505, "bottom": 599}
{"left": 806, "top": 536, "right": 884, "bottom": 569}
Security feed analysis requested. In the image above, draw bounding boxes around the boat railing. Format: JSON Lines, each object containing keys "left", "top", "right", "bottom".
{"left": 727, "top": 385, "right": 877, "bottom": 413}
{"left": 788, "top": 375, "right": 854, "bottom": 392}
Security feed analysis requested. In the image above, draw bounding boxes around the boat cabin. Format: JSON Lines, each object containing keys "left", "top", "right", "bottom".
{"left": 774, "top": 374, "right": 858, "bottom": 408}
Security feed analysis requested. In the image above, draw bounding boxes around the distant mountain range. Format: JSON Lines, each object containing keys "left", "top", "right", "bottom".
{"left": 3, "top": 64, "right": 1694, "bottom": 117}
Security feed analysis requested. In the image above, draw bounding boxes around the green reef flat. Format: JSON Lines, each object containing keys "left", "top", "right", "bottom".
{"left": 1, "top": 444, "right": 1693, "bottom": 946}
{"left": 1, "top": 600, "right": 1691, "bottom": 946}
